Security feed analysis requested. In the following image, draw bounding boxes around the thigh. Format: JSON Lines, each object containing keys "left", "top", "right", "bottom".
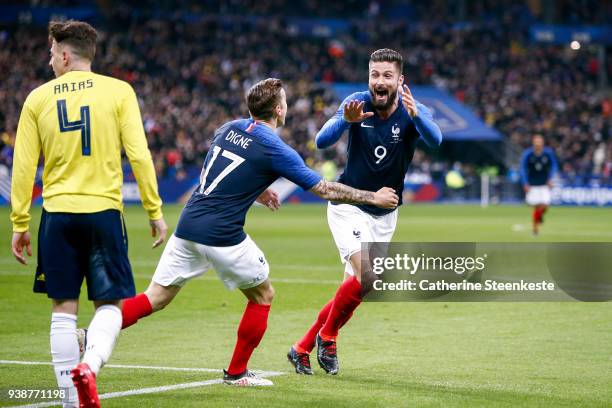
{"left": 35, "top": 210, "right": 83, "bottom": 300}
{"left": 540, "top": 187, "right": 551, "bottom": 205}
{"left": 152, "top": 234, "right": 211, "bottom": 287}
{"left": 526, "top": 187, "right": 547, "bottom": 206}
{"left": 327, "top": 203, "right": 372, "bottom": 261}
{"left": 240, "top": 278, "right": 274, "bottom": 305}
{"left": 370, "top": 209, "right": 398, "bottom": 243}
{"left": 82, "top": 210, "right": 135, "bottom": 301}
{"left": 207, "top": 236, "right": 269, "bottom": 291}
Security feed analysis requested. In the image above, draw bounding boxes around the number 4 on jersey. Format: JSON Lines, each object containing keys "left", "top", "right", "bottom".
{"left": 57, "top": 99, "right": 91, "bottom": 156}
{"left": 198, "top": 145, "right": 245, "bottom": 195}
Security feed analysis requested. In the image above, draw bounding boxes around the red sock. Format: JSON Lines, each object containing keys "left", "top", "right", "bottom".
{"left": 320, "top": 276, "right": 362, "bottom": 339}
{"left": 295, "top": 295, "right": 356, "bottom": 353}
{"left": 536, "top": 207, "right": 545, "bottom": 223}
{"left": 295, "top": 299, "right": 333, "bottom": 353}
{"left": 532, "top": 208, "right": 540, "bottom": 223}
{"left": 227, "top": 301, "right": 271, "bottom": 375}
{"left": 121, "top": 293, "right": 152, "bottom": 329}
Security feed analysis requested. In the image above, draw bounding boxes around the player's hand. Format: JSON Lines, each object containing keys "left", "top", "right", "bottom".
{"left": 256, "top": 188, "right": 281, "bottom": 211}
{"left": 343, "top": 100, "right": 374, "bottom": 122}
{"left": 524, "top": 185, "right": 530, "bottom": 193}
{"left": 372, "top": 187, "right": 399, "bottom": 209}
{"left": 12, "top": 231, "right": 32, "bottom": 265}
{"left": 400, "top": 85, "right": 418, "bottom": 118}
{"left": 150, "top": 217, "right": 168, "bottom": 249}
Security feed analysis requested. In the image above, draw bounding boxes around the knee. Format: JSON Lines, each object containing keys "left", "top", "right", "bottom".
{"left": 350, "top": 264, "right": 363, "bottom": 284}
{"left": 252, "top": 285, "right": 275, "bottom": 305}
{"left": 266, "top": 286, "right": 275, "bottom": 303}
{"left": 52, "top": 299, "right": 78, "bottom": 315}
{"left": 261, "top": 285, "right": 275, "bottom": 304}
{"left": 348, "top": 254, "right": 363, "bottom": 283}
{"left": 357, "top": 263, "right": 377, "bottom": 295}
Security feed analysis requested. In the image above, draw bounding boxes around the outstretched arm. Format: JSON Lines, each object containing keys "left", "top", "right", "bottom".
{"left": 315, "top": 115, "right": 350, "bottom": 149}
{"left": 401, "top": 85, "right": 442, "bottom": 148}
{"left": 309, "top": 180, "right": 398, "bottom": 209}
{"left": 269, "top": 135, "right": 396, "bottom": 209}
{"left": 316, "top": 93, "right": 373, "bottom": 149}
{"left": 413, "top": 106, "right": 443, "bottom": 148}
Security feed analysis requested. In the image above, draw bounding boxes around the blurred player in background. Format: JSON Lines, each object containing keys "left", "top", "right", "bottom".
{"left": 288, "top": 48, "right": 442, "bottom": 375}
{"left": 520, "top": 134, "right": 558, "bottom": 236}
{"left": 10, "top": 20, "right": 167, "bottom": 408}
{"left": 115, "top": 78, "right": 399, "bottom": 386}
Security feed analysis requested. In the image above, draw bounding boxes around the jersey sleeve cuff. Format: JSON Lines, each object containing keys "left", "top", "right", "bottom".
{"left": 147, "top": 208, "right": 163, "bottom": 221}
{"left": 12, "top": 222, "right": 29, "bottom": 233}
{"left": 304, "top": 175, "right": 323, "bottom": 191}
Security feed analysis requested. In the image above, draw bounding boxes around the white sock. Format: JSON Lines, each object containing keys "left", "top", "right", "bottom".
{"left": 82, "top": 304, "right": 122, "bottom": 375}
{"left": 50, "top": 313, "right": 79, "bottom": 408}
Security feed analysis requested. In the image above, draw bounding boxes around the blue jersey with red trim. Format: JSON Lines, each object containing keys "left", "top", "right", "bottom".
{"left": 175, "top": 119, "right": 321, "bottom": 246}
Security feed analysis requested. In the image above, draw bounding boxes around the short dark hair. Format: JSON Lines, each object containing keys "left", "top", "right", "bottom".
{"left": 247, "top": 78, "right": 283, "bottom": 120}
{"left": 369, "top": 48, "right": 403, "bottom": 73}
{"left": 48, "top": 20, "right": 98, "bottom": 61}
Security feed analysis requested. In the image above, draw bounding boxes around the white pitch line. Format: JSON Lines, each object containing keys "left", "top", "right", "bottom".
{"left": 0, "top": 360, "right": 284, "bottom": 376}
{"left": 0, "top": 360, "right": 221, "bottom": 373}
{"left": 2, "top": 360, "right": 285, "bottom": 408}
{"left": 8, "top": 380, "right": 225, "bottom": 408}
{"left": 98, "top": 363, "right": 222, "bottom": 373}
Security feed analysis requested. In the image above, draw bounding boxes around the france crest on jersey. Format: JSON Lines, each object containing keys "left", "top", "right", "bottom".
{"left": 175, "top": 118, "right": 321, "bottom": 246}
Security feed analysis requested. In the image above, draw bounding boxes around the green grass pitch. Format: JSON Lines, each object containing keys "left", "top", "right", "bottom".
{"left": 1, "top": 204, "right": 611, "bottom": 407}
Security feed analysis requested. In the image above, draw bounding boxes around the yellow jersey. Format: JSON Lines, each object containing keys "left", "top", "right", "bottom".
{"left": 11, "top": 70, "right": 162, "bottom": 232}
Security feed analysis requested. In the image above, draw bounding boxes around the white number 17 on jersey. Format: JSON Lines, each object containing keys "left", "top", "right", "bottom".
{"left": 198, "top": 146, "right": 245, "bottom": 195}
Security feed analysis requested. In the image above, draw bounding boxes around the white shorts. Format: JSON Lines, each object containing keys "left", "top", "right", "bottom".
{"left": 152, "top": 234, "right": 269, "bottom": 290}
{"left": 327, "top": 203, "right": 398, "bottom": 275}
{"left": 526, "top": 186, "right": 551, "bottom": 206}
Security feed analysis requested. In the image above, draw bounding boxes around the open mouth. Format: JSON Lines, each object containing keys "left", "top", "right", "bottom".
{"left": 374, "top": 89, "right": 388, "bottom": 102}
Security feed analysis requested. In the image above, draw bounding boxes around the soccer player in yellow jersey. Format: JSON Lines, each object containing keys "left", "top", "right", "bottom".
{"left": 10, "top": 20, "right": 167, "bottom": 408}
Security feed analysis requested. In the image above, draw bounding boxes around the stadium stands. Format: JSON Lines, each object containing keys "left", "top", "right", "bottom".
{"left": 1, "top": 1, "right": 610, "bottom": 188}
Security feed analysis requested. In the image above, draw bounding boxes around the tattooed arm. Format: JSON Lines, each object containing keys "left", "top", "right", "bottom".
{"left": 264, "top": 134, "right": 398, "bottom": 210}
{"left": 309, "top": 180, "right": 398, "bottom": 209}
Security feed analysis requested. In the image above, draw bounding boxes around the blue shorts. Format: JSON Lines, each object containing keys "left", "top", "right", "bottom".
{"left": 33, "top": 209, "right": 136, "bottom": 301}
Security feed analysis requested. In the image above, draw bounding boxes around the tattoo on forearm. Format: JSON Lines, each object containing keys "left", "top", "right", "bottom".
{"left": 310, "top": 180, "right": 374, "bottom": 205}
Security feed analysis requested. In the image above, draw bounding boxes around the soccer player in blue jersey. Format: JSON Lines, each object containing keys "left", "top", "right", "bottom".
{"left": 10, "top": 21, "right": 167, "bottom": 407}
{"left": 116, "top": 78, "right": 399, "bottom": 386}
{"left": 288, "top": 48, "right": 442, "bottom": 375}
{"left": 520, "top": 134, "right": 558, "bottom": 236}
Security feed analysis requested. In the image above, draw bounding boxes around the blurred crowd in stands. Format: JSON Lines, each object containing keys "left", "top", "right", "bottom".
{"left": 1, "top": 0, "right": 610, "bottom": 186}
